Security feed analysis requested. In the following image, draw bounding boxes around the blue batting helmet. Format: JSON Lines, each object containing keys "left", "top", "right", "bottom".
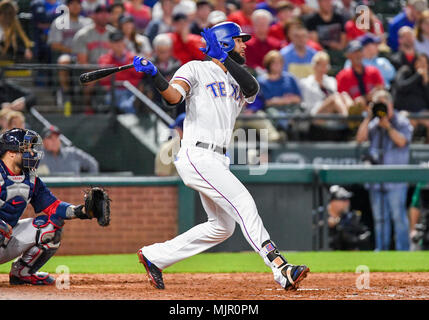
{"left": 210, "top": 22, "right": 251, "bottom": 52}
{"left": 0, "top": 128, "right": 44, "bottom": 171}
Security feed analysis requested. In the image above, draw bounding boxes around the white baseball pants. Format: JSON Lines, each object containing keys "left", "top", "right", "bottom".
{"left": 141, "top": 144, "right": 272, "bottom": 270}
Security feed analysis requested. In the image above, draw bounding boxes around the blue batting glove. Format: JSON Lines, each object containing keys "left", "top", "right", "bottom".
{"left": 133, "top": 56, "right": 158, "bottom": 76}
{"left": 199, "top": 28, "right": 228, "bottom": 63}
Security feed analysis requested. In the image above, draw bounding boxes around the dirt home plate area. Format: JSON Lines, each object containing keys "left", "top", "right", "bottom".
{"left": 0, "top": 272, "right": 429, "bottom": 300}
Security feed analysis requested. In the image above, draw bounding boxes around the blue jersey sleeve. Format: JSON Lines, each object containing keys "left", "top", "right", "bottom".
{"left": 30, "top": 177, "right": 57, "bottom": 213}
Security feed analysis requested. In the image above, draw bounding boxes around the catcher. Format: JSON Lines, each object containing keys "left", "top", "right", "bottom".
{"left": 0, "top": 128, "right": 110, "bottom": 285}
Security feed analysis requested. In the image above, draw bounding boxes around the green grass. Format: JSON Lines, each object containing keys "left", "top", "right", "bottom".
{"left": 1, "top": 251, "right": 429, "bottom": 274}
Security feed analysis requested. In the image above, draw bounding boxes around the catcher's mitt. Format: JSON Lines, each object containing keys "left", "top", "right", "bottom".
{"left": 83, "top": 187, "right": 111, "bottom": 226}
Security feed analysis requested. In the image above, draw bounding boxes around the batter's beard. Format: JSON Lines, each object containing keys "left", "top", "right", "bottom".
{"left": 228, "top": 50, "right": 246, "bottom": 65}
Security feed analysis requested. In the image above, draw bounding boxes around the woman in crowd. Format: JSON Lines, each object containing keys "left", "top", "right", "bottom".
{"left": 0, "top": 0, "right": 33, "bottom": 62}
{"left": 124, "top": 0, "right": 152, "bottom": 33}
{"left": 119, "top": 14, "right": 153, "bottom": 58}
{"left": 300, "top": 51, "right": 354, "bottom": 141}
{"left": 415, "top": 10, "right": 429, "bottom": 57}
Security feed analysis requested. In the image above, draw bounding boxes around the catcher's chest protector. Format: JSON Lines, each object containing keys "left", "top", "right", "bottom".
{"left": 0, "top": 162, "right": 37, "bottom": 227}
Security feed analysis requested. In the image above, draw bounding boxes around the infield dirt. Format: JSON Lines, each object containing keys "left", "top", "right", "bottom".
{"left": 0, "top": 272, "right": 428, "bottom": 300}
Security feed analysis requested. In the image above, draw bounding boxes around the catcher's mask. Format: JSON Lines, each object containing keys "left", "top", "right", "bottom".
{"left": 0, "top": 128, "right": 44, "bottom": 171}
{"left": 210, "top": 22, "right": 251, "bottom": 53}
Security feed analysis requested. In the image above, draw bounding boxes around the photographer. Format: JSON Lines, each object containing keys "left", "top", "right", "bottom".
{"left": 356, "top": 89, "right": 413, "bottom": 251}
{"left": 328, "top": 185, "right": 371, "bottom": 250}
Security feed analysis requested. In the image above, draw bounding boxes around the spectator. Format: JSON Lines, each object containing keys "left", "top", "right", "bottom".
{"left": 388, "top": 0, "right": 427, "bottom": 52}
{"left": 207, "top": 10, "right": 227, "bottom": 27}
{"left": 336, "top": 40, "right": 384, "bottom": 107}
{"left": 256, "top": 50, "right": 302, "bottom": 132}
{"left": 356, "top": 89, "right": 413, "bottom": 251}
{"left": 344, "top": 7, "right": 384, "bottom": 41}
{"left": 81, "top": 0, "right": 105, "bottom": 16}
{"left": 0, "top": 108, "right": 11, "bottom": 131}
{"left": 280, "top": 23, "right": 317, "bottom": 79}
{"left": 344, "top": 34, "right": 396, "bottom": 89}
{"left": 390, "top": 26, "right": 417, "bottom": 72}
{"left": 327, "top": 185, "right": 371, "bottom": 250}
{"left": 0, "top": 0, "right": 33, "bottom": 62}
{"left": 283, "top": 18, "right": 323, "bottom": 51}
{"left": 415, "top": 9, "right": 429, "bottom": 56}
{"left": 334, "top": 0, "right": 357, "bottom": 22}
{"left": 48, "top": 0, "right": 92, "bottom": 108}
{"left": 304, "top": 0, "right": 347, "bottom": 51}
{"left": 119, "top": 15, "right": 153, "bottom": 58}
{"left": 268, "top": 1, "right": 296, "bottom": 43}
{"left": 109, "top": 1, "right": 125, "bottom": 29}
{"left": 256, "top": 0, "right": 279, "bottom": 16}
{"left": 227, "top": 0, "right": 257, "bottom": 34}
{"left": 289, "top": 0, "right": 317, "bottom": 15}
{"left": 190, "top": 0, "right": 213, "bottom": 35}
{"left": 4, "top": 110, "right": 25, "bottom": 131}
{"left": 98, "top": 31, "right": 144, "bottom": 114}
{"left": 72, "top": 4, "right": 115, "bottom": 112}
{"left": 168, "top": 13, "right": 205, "bottom": 65}
{"left": 37, "top": 125, "right": 99, "bottom": 176}
{"left": 300, "top": 51, "right": 354, "bottom": 140}
{"left": 154, "top": 113, "right": 184, "bottom": 176}
{"left": 124, "top": 0, "right": 152, "bottom": 33}
{"left": 392, "top": 53, "right": 429, "bottom": 142}
{"left": 145, "top": 0, "right": 175, "bottom": 44}
{"left": 30, "top": 0, "right": 61, "bottom": 65}
{"left": 244, "top": 9, "right": 281, "bottom": 73}
{"left": 140, "top": 33, "right": 182, "bottom": 111}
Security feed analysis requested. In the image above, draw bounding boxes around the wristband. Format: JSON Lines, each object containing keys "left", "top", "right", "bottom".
{"left": 152, "top": 72, "right": 169, "bottom": 92}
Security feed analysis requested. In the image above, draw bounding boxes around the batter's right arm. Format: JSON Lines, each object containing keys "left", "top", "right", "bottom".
{"left": 133, "top": 56, "right": 189, "bottom": 105}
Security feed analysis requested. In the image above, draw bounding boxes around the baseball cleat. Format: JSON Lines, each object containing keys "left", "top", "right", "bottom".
{"left": 281, "top": 264, "right": 310, "bottom": 291}
{"left": 9, "top": 272, "right": 55, "bottom": 286}
{"left": 137, "top": 249, "right": 165, "bottom": 289}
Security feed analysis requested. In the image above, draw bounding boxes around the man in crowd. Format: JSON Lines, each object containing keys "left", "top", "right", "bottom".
{"left": 280, "top": 23, "right": 317, "bottom": 79}
{"left": 72, "top": 4, "right": 116, "bottom": 112}
{"left": 336, "top": 40, "right": 384, "bottom": 108}
{"left": 356, "top": 90, "right": 413, "bottom": 251}
{"left": 227, "top": 0, "right": 257, "bottom": 34}
{"left": 304, "top": 0, "right": 347, "bottom": 51}
{"left": 98, "top": 31, "right": 144, "bottom": 114}
{"left": 48, "top": 0, "right": 92, "bottom": 109}
{"left": 389, "top": 26, "right": 418, "bottom": 70}
{"left": 244, "top": 9, "right": 281, "bottom": 73}
{"left": 37, "top": 125, "right": 99, "bottom": 176}
{"left": 388, "top": 0, "right": 428, "bottom": 52}
{"left": 168, "top": 12, "right": 206, "bottom": 64}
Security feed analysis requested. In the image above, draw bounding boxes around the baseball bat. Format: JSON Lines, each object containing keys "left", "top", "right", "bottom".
{"left": 79, "top": 63, "right": 134, "bottom": 84}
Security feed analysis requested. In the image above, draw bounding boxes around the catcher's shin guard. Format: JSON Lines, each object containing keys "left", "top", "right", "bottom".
{"left": 261, "top": 240, "right": 309, "bottom": 291}
{"left": 9, "top": 215, "right": 63, "bottom": 285}
{"left": 137, "top": 249, "right": 165, "bottom": 289}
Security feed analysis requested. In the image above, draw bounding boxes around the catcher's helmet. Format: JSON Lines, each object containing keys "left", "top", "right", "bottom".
{"left": 210, "top": 22, "right": 251, "bottom": 52}
{"left": 0, "top": 128, "right": 44, "bottom": 171}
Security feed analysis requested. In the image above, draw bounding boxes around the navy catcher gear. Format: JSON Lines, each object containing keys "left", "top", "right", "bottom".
{"left": 0, "top": 129, "right": 44, "bottom": 171}
{"left": 209, "top": 22, "right": 250, "bottom": 53}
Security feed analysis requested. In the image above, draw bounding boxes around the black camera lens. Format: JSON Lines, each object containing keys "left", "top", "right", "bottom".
{"left": 372, "top": 102, "right": 388, "bottom": 118}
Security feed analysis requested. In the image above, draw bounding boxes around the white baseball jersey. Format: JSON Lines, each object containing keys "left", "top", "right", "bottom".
{"left": 171, "top": 60, "right": 258, "bottom": 148}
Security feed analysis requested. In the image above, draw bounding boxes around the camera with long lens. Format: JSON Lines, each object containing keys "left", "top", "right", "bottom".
{"left": 371, "top": 102, "right": 388, "bottom": 119}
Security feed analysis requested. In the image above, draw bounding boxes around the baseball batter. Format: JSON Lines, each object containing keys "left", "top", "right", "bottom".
{"left": 134, "top": 22, "right": 309, "bottom": 291}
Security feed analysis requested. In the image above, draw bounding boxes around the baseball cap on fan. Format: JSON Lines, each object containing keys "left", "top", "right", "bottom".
{"left": 329, "top": 185, "right": 353, "bottom": 201}
{"left": 42, "top": 125, "right": 61, "bottom": 139}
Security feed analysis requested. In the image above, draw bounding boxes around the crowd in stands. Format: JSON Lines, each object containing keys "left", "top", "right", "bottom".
{"left": 0, "top": 0, "right": 428, "bottom": 142}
